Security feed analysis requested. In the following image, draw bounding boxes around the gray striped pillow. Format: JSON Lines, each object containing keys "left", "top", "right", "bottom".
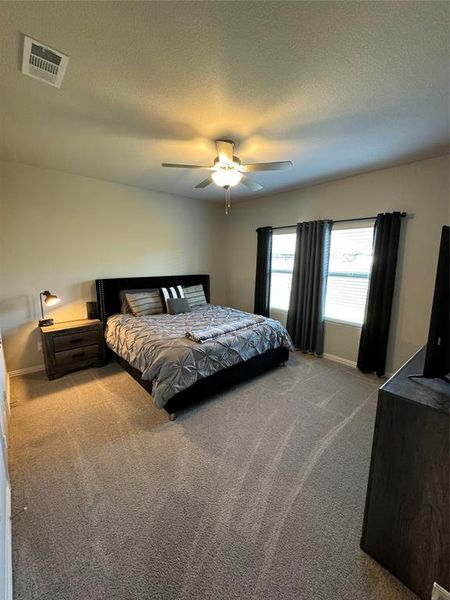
{"left": 120, "top": 288, "right": 154, "bottom": 314}
{"left": 125, "top": 290, "right": 163, "bottom": 316}
{"left": 183, "top": 284, "right": 207, "bottom": 308}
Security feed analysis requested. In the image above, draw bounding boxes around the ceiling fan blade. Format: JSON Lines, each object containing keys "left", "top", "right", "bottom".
{"left": 243, "top": 161, "right": 293, "bottom": 172}
{"left": 195, "top": 176, "right": 213, "bottom": 189}
{"left": 216, "top": 140, "right": 234, "bottom": 164}
{"left": 241, "top": 175, "right": 263, "bottom": 192}
{"left": 161, "top": 163, "right": 210, "bottom": 169}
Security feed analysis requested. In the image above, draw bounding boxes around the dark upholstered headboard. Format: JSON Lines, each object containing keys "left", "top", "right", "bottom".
{"left": 95, "top": 274, "right": 210, "bottom": 322}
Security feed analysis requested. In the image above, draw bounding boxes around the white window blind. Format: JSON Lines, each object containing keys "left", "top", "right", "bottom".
{"left": 269, "top": 231, "right": 296, "bottom": 312}
{"left": 325, "top": 225, "right": 374, "bottom": 325}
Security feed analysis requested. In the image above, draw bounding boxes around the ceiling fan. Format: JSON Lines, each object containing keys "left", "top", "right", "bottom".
{"left": 162, "top": 139, "right": 293, "bottom": 214}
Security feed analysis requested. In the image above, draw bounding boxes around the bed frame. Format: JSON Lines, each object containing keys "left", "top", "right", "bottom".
{"left": 95, "top": 274, "right": 289, "bottom": 419}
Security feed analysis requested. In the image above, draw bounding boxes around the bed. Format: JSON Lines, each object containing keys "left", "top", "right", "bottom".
{"left": 96, "top": 275, "right": 291, "bottom": 418}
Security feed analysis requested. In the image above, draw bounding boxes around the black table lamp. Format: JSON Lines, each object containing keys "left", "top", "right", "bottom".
{"left": 39, "top": 291, "right": 60, "bottom": 327}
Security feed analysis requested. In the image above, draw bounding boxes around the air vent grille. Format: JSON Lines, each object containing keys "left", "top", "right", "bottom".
{"left": 22, "top": 35, "right": 69, "bottom": 88}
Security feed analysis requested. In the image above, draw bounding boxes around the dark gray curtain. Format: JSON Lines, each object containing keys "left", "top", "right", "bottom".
{"left": 286, "top": 220, "right": 332, "bottom": 355}
{"left": 254, "top": 227, "right": 273, "bottom": 316}
{"left": 357, "top": 212, "right": 402, "bottom": 376}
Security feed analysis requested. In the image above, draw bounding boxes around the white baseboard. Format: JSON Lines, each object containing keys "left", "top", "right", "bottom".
{"left": 323, "top": 353, "right": 392, "bottom": 380}
{"left": 323, "top": 353, "right": 357, "bottom": 369}
{"left": 8, "top": 364, "right": 45, "bottom": 378}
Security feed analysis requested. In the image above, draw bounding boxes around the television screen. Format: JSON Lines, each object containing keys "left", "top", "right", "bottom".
{"left": 423, "top": 225, "right": 449, "bottom": 379}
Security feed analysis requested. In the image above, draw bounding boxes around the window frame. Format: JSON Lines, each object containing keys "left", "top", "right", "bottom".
{"left": 267, "top": 222, "right": 374, "bottom": 327}
{"left": 324, "top": 221, "right": 375, "bottom": 327}
{"left": 269, "top": 228, "right": 296, "bottom": 318}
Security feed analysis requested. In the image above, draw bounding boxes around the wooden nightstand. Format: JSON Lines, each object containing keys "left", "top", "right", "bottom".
{"left": 40, "top": 319, "right": 106, "bottom": 380}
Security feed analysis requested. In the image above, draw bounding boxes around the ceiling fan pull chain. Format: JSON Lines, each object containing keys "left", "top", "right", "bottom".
{"left": 224, "top": 185, "right": 231, "bottom": 215}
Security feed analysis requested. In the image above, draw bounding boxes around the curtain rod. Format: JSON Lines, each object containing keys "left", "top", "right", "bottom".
{"left": 271, "top": 212, "right": 407, "bottom": 231}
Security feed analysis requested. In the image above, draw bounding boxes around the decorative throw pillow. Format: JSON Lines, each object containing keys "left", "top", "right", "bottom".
{"left": 159, "top": 285, "right": 185, "bottom": 312}
{"left": 166, "top": 297, "right": 191, "bottom": 315}
{"left": 183, "top": 284, "right": 207, "bottom": 308}
{"left": 120, "top": 289, "right": 154, "bottom": 314}
{"left": 124, "top": 290, "right": 164, "bottom": 316}
{"left": 120, "top": 295, "right": 131, "bottom": 314}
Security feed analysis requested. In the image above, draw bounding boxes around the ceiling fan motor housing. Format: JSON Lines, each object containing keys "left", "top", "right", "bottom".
{"left": 213, "top": 156, "right": 241, "bottom": 166}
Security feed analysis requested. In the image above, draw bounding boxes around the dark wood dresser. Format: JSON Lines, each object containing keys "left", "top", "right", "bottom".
{"left": 40, "top": 319, "right": 106, "bottom": 380}
{"left": 361, "top": 347, "right": 449, "bottom": 600}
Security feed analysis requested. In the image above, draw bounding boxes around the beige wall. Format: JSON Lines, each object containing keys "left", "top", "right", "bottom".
{"left": 0, "top": 161, "right": 225, "bottom": 372}
{"left": 1, "top": 155, "right": 448, "bottom": 375}
{"left": 224, "top": 155, "right": 449, "bottom": 373}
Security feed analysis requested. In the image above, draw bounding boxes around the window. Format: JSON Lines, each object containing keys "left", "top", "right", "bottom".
{"left": 268, "top": 223, "right": 374, "bottom": 327}
{"left": 324, "top": 224, "right": 374, "bottom": 326}
{"left": 269, "top": 231, "right": 296, "bottom": 313}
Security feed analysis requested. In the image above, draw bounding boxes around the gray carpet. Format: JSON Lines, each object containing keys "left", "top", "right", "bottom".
{"left": 9, "top": 353, "right": 418, "bottom": 600}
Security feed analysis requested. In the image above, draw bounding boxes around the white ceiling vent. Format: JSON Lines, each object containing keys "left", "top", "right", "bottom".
{"left": 21, "top": 36, "right": 69, "bottom": 88}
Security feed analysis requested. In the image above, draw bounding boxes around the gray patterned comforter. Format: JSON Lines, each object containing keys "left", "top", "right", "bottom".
{"left": 105, "top": 305, "right": 293, "bottom": 408}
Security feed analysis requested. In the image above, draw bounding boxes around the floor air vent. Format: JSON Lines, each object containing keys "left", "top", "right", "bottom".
{"left": 21, "top": 35, "right": 69, "bottom": 88}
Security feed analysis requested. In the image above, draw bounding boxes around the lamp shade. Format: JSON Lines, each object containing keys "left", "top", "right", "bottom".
{"left": 42, "top": 291, "right": 60, "bottom": 306}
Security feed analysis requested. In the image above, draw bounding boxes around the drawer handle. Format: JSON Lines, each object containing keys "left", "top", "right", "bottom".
{"left": 72, "top": 352, "right": 85, "bottom": 358}
{"left": 70, "top": 338, "right": 84, "bottom": 344}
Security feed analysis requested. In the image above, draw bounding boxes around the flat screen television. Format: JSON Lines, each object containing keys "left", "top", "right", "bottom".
{"left": 423, "top": 225, "right": 449, "bottom": 380}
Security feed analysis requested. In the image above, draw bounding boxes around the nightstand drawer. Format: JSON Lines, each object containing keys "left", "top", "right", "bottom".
{"left": 54, "top": 344, "right": 99, "bottom": 367}
{"left": 53, "top": 330, "right": 98, "bottom": 352}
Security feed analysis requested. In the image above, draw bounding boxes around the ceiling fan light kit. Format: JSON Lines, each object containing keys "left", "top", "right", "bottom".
{"left": 162, "top": 139, "right": 293, "bottom": 214}
{"left": 211, "top": 163, "right": 243, "bottom": 188}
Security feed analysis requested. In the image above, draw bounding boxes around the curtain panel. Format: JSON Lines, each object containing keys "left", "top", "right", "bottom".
{"left": 357, "top": 212, "right": 402, "bottom": 376}
{"left": 254, "top": 226, "right": 273, "bottom": 317}
{"left": 287, "top": 220, "right": 332, "bottom": 355}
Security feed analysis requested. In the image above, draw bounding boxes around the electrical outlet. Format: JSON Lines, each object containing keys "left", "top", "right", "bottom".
{"left": 37, "top": 341, "right": 42, "bottom": 352}
{"left": 432, "top": 583, "right": 450, "bottom": 600}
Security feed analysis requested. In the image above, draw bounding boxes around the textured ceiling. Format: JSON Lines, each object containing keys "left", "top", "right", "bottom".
{"left": 0, "top": 1, "right": 448, "bottom": 202}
